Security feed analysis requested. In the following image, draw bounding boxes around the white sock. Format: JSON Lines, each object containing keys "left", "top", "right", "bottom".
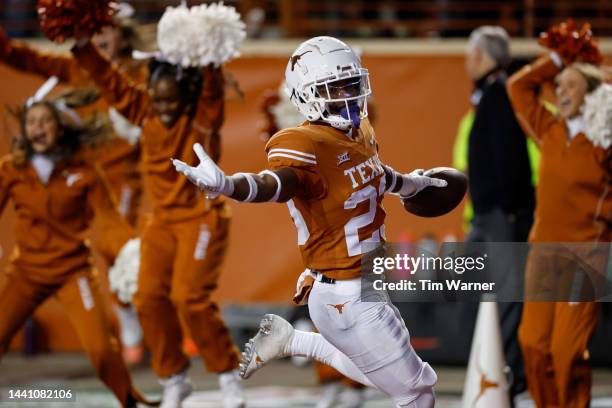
{"left": 287, "top": 330, "right": 374, "bottom": 387}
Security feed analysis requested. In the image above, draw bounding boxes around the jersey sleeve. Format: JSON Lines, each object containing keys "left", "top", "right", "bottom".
{"left": 265, "top": 129, "right": 327, "bottom": 200}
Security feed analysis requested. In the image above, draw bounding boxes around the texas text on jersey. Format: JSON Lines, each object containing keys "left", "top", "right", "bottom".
{"left": 266, "top": 117, "right": 389, "bottom": 280}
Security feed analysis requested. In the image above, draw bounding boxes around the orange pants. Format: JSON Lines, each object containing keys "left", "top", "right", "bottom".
{"left": 99, "top": 145, "right": 143, "bottom": 230}
{"left": 519, "top": 250, "right": 601, "bottom": 408}
{"left": 134, "top": 204, "right": 240, "bottom": 377}
{"left": 519, "top": 302, "right": 599, "bottom": 408}
{"left": 0, "top": 267, "right": 149, "bottom": 407}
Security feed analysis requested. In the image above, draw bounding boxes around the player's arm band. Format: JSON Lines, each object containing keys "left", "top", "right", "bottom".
{"left": 227, "top": 167, "right": 299, "bottom": 203}
{"left": 234, "top": 173, "right": 258, "bottom": 202}
{"left": 383, "top": 165, "right": 405, "bottom": 195}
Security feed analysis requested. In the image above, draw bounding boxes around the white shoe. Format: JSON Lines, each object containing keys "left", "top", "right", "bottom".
{"left": 316, "top": 382, "right": 341, "bottom": 408}
{"left": 219, "top": 369, "right": 246, "bottom": 408}
{"left": 159, "top": 369, "right": 193, "bottom": 408}
{"left": 239, "top": 314, "right": 294, "bottom": 379}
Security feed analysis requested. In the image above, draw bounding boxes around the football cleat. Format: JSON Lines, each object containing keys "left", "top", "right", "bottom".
{"left": 239, "top": 314, "right": 294, "bottom": 379}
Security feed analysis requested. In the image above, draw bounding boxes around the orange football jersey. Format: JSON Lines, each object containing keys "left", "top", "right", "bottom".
{"left": 265, "top": 119, "right": 388, "bottom": 280}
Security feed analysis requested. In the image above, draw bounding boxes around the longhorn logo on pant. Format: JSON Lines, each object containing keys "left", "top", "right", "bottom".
{"left": 327, "top": 302, "right": 350, "bottom": 315}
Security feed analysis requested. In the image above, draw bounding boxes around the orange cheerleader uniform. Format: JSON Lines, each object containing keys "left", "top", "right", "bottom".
{"left": 0, "top": 33, "right": 144, "bottom": 240}
{"left": 508, "top": 55, "right": 611, "bottom": 408}
{"left": 0, "top": 154, "right": 149, "bottom": 407}
{"left": 72, "top": 42, "right": 240, "bottom": 377}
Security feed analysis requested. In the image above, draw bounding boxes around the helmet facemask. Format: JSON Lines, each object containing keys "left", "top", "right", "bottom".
{"left": 312, "top": 71, "right": 371, "bottom": 130}
{"left": 304, "top": 69, "right": 370, "bottom": 131}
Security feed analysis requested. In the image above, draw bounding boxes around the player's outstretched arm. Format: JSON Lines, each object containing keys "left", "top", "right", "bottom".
{"left": 383, "top": 165, "right": 447, "bottom": 198}
{"left": 173, "top": 143, "right": 299, "bottom": 203}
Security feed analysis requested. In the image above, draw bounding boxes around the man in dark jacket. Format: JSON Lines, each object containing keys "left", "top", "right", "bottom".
{"left": 464, "top": 26, "right": 535, "bottom": 406}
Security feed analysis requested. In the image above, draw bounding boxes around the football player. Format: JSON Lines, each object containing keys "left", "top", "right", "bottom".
{"left": 174, "top": 36, "right": 443, "bottom": 407}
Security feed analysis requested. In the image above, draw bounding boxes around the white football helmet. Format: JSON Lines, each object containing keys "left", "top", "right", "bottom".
{"left": 284, "top": 36, "right": 371, "bottom": 131}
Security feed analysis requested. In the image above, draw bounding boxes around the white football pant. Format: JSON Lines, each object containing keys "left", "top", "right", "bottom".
{"left": 290, "top": 278, "right": 437, "bottom": 408}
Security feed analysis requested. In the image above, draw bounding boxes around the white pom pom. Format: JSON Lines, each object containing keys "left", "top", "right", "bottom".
{"left": 582, "top": 83, "right": 612, "bottom": 149}
{"left": 157, "top": 4, "right": 196, "bottom": 67}
{"left": 108, "top": 238, "right": 141, "bottom": 304}
{"left": 157, "top": 2, "right": 246, "bottom": 68}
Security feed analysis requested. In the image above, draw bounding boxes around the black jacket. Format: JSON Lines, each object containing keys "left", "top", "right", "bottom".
{"left": 467, "top": 70, "right": 535, "bottom": 217}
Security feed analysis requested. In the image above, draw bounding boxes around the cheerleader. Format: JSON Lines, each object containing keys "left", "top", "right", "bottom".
{"left": 0, "top": 84, "right": 151, "bottom": 408}
{"left": 507, "top": 21, "right": 611, "bottom": 408}
{"left": 0, "top": 12, "right": 147, "bottom": 363}
{"left": 68, "top": 4, "right": 246, "bottom": 408}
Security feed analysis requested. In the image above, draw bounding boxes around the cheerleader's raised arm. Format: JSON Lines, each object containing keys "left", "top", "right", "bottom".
{"left": 507, "top": 55, "right": 560, "bottom": 143}
{"left": 72, "top": 40, "right": 150, "bottom": 126}
{"left": 0, "top": 26, "right": 83, "bottom": 83}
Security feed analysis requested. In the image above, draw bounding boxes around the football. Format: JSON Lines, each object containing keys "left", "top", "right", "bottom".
{"left": 402, "top": 167, "right": 468, "bottom": 217}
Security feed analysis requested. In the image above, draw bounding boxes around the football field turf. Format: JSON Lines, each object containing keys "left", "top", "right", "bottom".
{"left": 1, "top": 354, "right": 611, "bottom": 407}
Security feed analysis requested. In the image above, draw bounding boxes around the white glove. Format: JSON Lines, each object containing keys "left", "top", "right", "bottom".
{"left": 172, "top": 143, "right": 234, "bottom": 199}
{"left": 108, "top": 238, "right": 141, "bottom": 304}
{"left": 296, "top": 268, "right": 316, "bottom": 293}
{"left": 399, "top": 168, "right": 447, "bottom": 198}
